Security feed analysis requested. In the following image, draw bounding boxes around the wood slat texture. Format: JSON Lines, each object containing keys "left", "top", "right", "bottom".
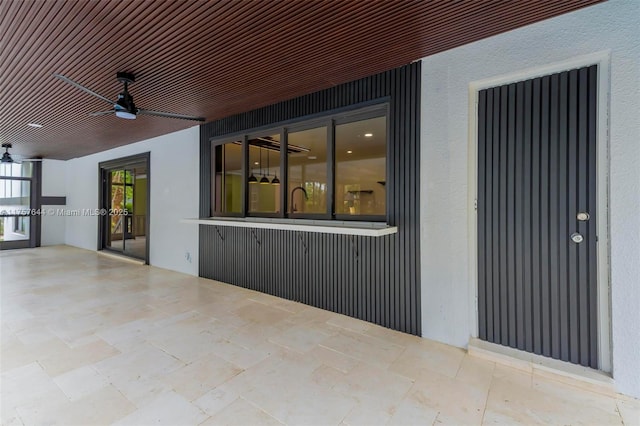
{"left": 477, "top": 66, "right": 599, "bottom": 368}
{"left": 0, "top": 0, "right": 601, "bottom": 160}
{"left": 199, "top": 63, "right": 421, "bottom": 335}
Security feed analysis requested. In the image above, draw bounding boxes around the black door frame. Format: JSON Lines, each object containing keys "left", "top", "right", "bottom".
{"left": 0, "top": 161, "right": 41, "bottom": 250}
{"left": 98, "top": 152, "right": 150, "bottom": 264}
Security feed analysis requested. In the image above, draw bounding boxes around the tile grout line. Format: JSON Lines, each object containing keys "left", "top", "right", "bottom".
{"left": 453, "top": 354, "right": 465, "bottom": 378}
{"left": 241, "top": 395, "right": 288, "bottom": 425}
{"left": 614, "top": 400, "right": 625, "bottom": 425}
{"left": 383, "top": 374, "right": 420, "bottom": 425}
{"left": 479, "top": 366, "right": 498, "bottom": 425}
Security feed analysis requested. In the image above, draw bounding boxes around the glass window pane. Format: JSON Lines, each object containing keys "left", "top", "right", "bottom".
{"left": 111, "top": 170, "right": 123, "bottom": 183}
{"left": 0, "top": 161, "right": 32, "bottom": 177}
{"left": 248, "top": 134, "right": 280, "bottom": 214}
{"left": 124, "top": 172, "right": 134, "bottom": 212}
{"left": 0, "top": 179, "right": 31, "bottom": 213}
{"left": 0, "top": 216, "right": 30, "bottom": 241}
{"left": 335, "top": 116, "right": 386, "bottom": 216}
{"left": 20, "top": 162, "right": 33, "bottom": 177}
{"left": 287, "top": 127, "right": 327, "bottom": 215}
{"left": 214, "top": 142, "right": 243, "bottom": 214}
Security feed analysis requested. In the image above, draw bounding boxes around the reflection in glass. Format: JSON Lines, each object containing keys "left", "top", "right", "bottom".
{"left": 0, "top": 162, "right": 32, "bottom": 178}
{"left": 107, "top": 165, "right": 147, "bottom": 259}
{"left": 0, "top": 179, "right": 30, "bottom": 211}
{"left": 108, "top": 170, "right": 125, "bottom": 252}
{"left": 0, "top": 216, "right": 30, "bottom": 242}
{"left": 287, "top": 127, "right": 327, "bottom": 215}
{"left": 123, "top": 168, "right": 147, "bottom": 259}
{"left": 248, "top": 134, "right": 280, "bottom": 214}
{"left": 214, "top": 142, "right": 243, "bottom": 214}
{"left": 335, "top": 116, "right": 386, "bottom": 216}
{"left": 0, "top": 162, "right": 33, "bottom": 243}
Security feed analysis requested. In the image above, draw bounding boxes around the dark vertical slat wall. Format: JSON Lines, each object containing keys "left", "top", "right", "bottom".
{"left": 199, "top": 63, "right": 421, "bottom": 335}
{"left": 477, "top": 65, "right": 598, "bottom": 368}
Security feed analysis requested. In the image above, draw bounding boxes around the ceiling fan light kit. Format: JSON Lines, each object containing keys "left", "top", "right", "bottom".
{"left": 115, "top": 110, "right": 137, "bottom": 120}
{"left": 54, "top": 72, "right": 205, "bottom": 122}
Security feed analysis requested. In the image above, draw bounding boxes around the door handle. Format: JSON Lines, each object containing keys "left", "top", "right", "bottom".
{"left": 571, "top": 232, "right": 584, "bottom": 244}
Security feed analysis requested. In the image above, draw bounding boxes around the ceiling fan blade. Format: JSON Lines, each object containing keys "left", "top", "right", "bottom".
{"left": 89, "top": 110, "right": 115, "bottom": 117}
{"left": 53, "top": 74, "right": 114, "bottom": 106}
{"left": 138, "top": 108, "right": 205, "bottom": 122}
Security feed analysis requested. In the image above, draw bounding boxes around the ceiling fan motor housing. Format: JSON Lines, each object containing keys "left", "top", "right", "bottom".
{"left": 114, "top": 73, "right": 138, "bottom": 119}
{"left": 116, "top": 72, "right": 135, "bottom": 84}
{"left": 116, "top": 92, "right": 136, "bottom": 111}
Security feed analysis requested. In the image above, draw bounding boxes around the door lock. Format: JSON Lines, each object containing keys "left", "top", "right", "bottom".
{"left": 571, "top": 232, "right": 584, "bottom": 244}
{"left": 577, "top": 212, "right": 590, "bottom": 221}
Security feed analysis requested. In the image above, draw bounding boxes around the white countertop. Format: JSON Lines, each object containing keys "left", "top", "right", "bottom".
{"left": 180, "top": 217, "right": 397, "bottom": 237}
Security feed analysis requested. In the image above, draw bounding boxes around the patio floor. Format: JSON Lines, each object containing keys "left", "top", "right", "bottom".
{"left": 1, "top": 246, "right": 638, "bottom": 425}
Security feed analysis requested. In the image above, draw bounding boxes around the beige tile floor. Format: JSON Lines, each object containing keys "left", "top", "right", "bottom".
{"left": 1, "top": 246, "right": 638, "bottom": 426}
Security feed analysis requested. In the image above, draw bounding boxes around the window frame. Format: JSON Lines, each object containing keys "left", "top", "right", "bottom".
{"left": 209, "top": 102, "right": 390, "bottom": 223}
{"left": 211, "top": 137, "right": 246, "bottom": 218}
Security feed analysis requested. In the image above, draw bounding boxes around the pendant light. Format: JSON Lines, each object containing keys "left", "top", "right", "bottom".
{"left": 259, "top": 147, "right": 269, "bottom": 184}
{"left": 248, "top": 146, "right": 258, "bottom": 183}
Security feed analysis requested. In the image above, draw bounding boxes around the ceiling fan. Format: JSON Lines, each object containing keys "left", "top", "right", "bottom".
{"left": 1, "top": 143, "right": 43, "bottom": 164}
{"left": 53, "top": 72, "right": 205, "bottom": 122}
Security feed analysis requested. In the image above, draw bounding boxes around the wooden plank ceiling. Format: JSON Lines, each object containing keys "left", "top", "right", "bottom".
{"left": 0, "top": 0, "right": 601, "bottom": 160}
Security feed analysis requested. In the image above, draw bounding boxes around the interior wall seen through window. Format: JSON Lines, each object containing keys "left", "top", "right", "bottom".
{"left": 248, "top": 134, "right": 280, "bottom": 214}
{"left": 335, "top": 116, "right": 386, "bottom": 216}
{"left": 214, "top": 142, "right": 243, "bottom": 214}
{"left": 288, "top": 126, "right": 327, "bottom": 215}
{"left": 0, "top": 162, "right": 33, "bottom": 243}
{"left": 210, "top": 104, "right": 388, "bottom": 221}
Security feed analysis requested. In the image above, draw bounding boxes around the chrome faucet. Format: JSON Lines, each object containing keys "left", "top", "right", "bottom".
{"left": 290, "top": 186, "right": 308, "bottom": 213}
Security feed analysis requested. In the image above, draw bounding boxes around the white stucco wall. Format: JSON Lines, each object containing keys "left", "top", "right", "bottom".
{"left": 41, "top": 159, "right": 67, "bottom": 246}
{"left": 420, "top": 0, "right": 639, "bottom": 397}
{"left": 64, "top": 126, "right": 200, "bottom": 275}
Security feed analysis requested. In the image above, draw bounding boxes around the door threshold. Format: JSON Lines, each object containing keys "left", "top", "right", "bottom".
{"left": 98, "top": 250, "right": 146, "bottom": 265}
{"left": 468, "top": 337, "right": 614, "bottom": 396}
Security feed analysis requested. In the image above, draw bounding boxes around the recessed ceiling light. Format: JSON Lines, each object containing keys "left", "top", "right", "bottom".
{"left": 308, "top": 156, "right": 317, "bottom": 160}
{"left": 347, "top": 150, "right": 353, "bottom": 154}
{"left": 364, "top": 133, "right": 373, "bottom": 137}
{"left": 254, "top": 161, "right": 259, "bottom": 165}
{"left": 27, "top": 123, "right": 43, "bottom": 128}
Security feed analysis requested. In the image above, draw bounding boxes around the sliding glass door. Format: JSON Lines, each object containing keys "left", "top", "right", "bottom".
{"left": 99, "top": 154, "right": 149, "bottom": 262}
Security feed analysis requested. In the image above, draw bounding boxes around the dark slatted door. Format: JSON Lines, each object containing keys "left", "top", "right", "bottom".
{"left": 477, "top": 65, "right": 598, "bottom": 368}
